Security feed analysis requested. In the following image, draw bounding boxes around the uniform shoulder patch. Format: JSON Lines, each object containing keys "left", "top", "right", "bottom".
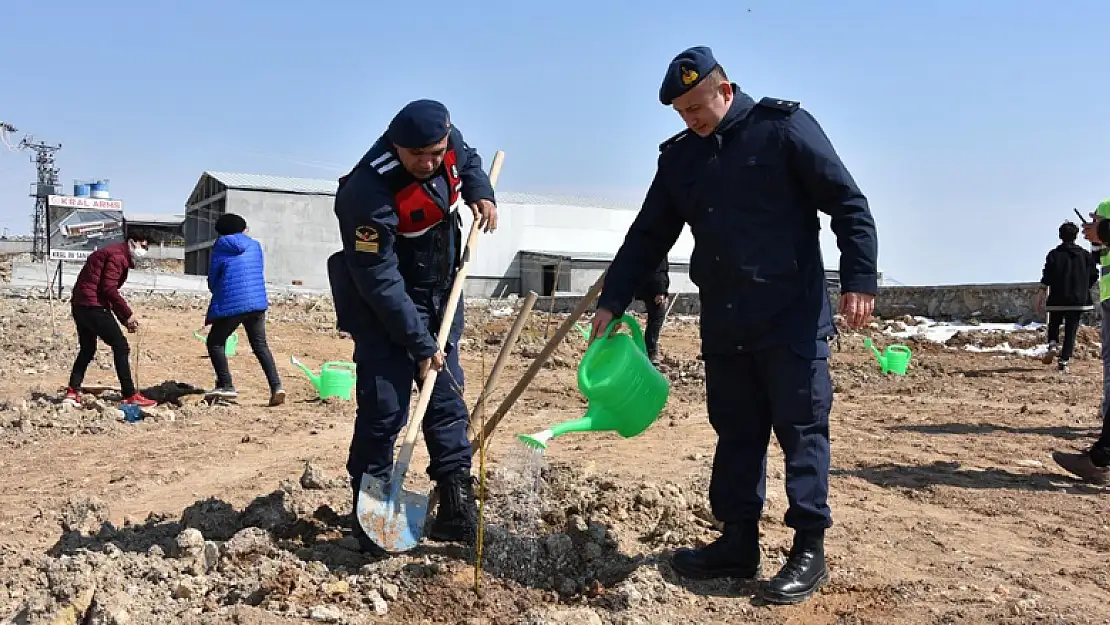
{"left": 757, "top": 97, "right": 800, "bottom": 113}
{"left": 353, "top": 224, "right": 380, "bottom": 254}
{"left": 659, "top": 129, "right": 691, "bottom": 153}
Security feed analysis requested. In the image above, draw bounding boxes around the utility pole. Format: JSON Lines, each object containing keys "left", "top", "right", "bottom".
{"left": 20, "top": 136, "right": 62, "bottom": 260}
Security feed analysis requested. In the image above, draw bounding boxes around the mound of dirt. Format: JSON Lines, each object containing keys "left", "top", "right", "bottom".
{"left": 0, "top": 457, "right": 724, "bottom": 624}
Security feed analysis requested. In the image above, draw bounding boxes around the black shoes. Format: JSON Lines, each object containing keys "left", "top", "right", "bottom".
{"left": 671, "top": 525, "right": 829, "bottom": 605}
{"left": 670, "top": 522, "right": 761, "bottom": 580}
{"left": 763, "top": 532, "right": 829, "bottom": 605}
{"left": 209, "top": 385, "right": 238, "bottom": 398}
{"left": 428, "top": 470, "right": 479, "bottom": 544}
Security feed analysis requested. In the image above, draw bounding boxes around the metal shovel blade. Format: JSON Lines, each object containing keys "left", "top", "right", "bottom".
{"left": 356, "top": 472, "right": 429, "bottom": 553}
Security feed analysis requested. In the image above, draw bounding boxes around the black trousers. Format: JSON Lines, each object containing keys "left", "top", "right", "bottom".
{"left": 207, "top": 311, "right": 281, "bottom": 390}
{"left": 636, "top": 295, "right": 667, "bottom": 359}
{"left": 704, "top": 344, "right": 833, "bottom": 532}
{"left": 68, "top": 305, "right": 136, "bottom": 397}
{"left": 1046, "top": 310, "right": 1082, "bottom": 362}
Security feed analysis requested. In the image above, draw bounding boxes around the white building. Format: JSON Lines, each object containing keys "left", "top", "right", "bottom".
{"left": 182, "top": 172, "right": 695, "bottom": 296}
{"left": 182, "top": 171, "right": 873, "bottom": 296}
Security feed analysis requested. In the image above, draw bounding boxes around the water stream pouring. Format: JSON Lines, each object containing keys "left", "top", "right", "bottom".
{"left": 193, "top": 329, "right": 239, "bottom": 357}
{"left": 519, "top": 314, "right": 670, "bottom": 449}
{"left": 863, "top": 337, "right": 912, "bottom": 375}
{"left": 290, "top": 356, "right": 357, "bottom": 400}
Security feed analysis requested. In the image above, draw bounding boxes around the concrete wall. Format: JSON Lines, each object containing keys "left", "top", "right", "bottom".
{"left": 227, "top": 189, "right": 341, "bottom": 289}
{"left": 0, "top": 240, "right": 180, "bottom": 260}
{"left": 525, "top": 282, "right": 1064, "bottom": 324}
{"left": 0, "top": 241, "right": 33, "bottom": 254}
{"left": 871, "top": 282, "right": 1093, "bottom": 323}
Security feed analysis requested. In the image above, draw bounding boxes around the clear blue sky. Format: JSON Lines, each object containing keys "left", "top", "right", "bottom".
{"left": 1, "top": 0, "right": 1107, "bottom": 286}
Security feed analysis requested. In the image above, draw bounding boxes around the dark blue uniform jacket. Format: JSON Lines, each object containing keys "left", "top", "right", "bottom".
{"left": 329, "top": 127, "right": 495, "bottom": 361}
{"left": 598, "top": 90, "right": 878, "bottom": 357}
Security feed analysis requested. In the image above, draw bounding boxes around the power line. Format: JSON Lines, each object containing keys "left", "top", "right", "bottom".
{"left": 20, "top": 136, "right": 62, "bottom": 260}
{"left": 2, "top": 118, "right": 63, "bottom": 260}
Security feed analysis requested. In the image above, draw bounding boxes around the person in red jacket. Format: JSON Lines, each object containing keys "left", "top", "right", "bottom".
{"left": 64, "top": 231, "right": 158, "bottom": 407}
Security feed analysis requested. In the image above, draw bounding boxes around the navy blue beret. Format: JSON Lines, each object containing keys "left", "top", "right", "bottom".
{"left": 659, "top": 46, "right": 720, "bottom": 105}
{"left": 387, "top": 99, "right": 451, "bottom": 148}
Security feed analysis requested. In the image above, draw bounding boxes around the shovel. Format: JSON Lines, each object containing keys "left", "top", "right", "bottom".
{"left": 357, "top": 150, "right": 505, "bottom": 552}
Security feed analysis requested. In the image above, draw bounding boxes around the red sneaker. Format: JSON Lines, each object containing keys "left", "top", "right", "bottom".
{"left": 121, "top": 393, "right": 157, "bottom": 408}
{"left": 63, "top": 388, "right": 81, "bottom": 405}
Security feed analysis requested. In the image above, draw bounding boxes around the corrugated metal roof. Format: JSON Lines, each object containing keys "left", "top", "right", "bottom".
{"left": 195, "top": 172, "right": 642, "bottom": 208}
{"left": 522, "top": 249, "right": 691, "bottom": 264}
{"left": 124, "top": 212, "right": 184, "bottom": 225}
{"left": 206, "top": 171, "right": 339, "bottom": 196}
{"left": 496, "top": 191, "right": 640, "bottom": 211}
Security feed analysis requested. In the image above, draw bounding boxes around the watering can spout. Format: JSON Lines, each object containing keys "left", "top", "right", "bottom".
{"left": 555, "top": 407, "right": 608, "bottom": 437}
{"left": 518, "top": 406, "right": 611, "bottom": 449}
{"left": 863, "top": 337, "right": 886, "bottom": 368}
{"left": 290, "top": 356, "right": 321, "bottom": 389}
{"left": 518, "top": 314, "right": 670, "bottom": 450}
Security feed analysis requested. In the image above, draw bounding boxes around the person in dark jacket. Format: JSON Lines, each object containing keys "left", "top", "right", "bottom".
{"left": 1054, "top": 202, "right": 1110, "bottom": 484}
{"left": 64, "top": 231, "right": 158, "bottom": 407}
{"left": 328, "top": 99, "right": 497, "bottom": 555}
{"left": 633, "top": 258, "right": 670, "bottom": 363}
{"left": 203, "top": 213, "right": 284, "bottom": 405}
{"left": 1036, "top": 221, "right": 1097, "bottom": 372}
{"left": 589, "top": 47, "right": 878, "bottom": 605}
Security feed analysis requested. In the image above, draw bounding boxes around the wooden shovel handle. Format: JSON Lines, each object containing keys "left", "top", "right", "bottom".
{"left": 467, "top": 290, "right": 539, "bottom": 441}
{"left": 471, "top": 270, "right": 605, "bottom": 444}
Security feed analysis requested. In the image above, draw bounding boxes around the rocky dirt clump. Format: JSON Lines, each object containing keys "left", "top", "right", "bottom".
{"left": 0, "top": 458, "right": 729, "bottom": 624}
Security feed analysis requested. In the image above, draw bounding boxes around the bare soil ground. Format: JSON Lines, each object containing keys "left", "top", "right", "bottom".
{"left": 1, "top": 292, "right": 1107, "bottom": 624}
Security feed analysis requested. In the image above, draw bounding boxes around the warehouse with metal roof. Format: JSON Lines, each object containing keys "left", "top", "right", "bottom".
{"left": 182, "top": 170, "right": 699, "bottom": 295}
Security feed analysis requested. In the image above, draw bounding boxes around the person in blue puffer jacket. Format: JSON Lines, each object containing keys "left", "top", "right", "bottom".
{"left": 204, "top": 213, "right": 284, "bottom": 405}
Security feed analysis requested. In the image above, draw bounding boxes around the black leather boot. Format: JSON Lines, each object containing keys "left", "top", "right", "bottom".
{"left": 762, "top": 531, "right": 828, "bottom": 605}
{"left": 349, "top": 481, "right": 386, "bottom": 557}
{"left": 427, "top": 471, "right": 478, "bottom": 544}
{"left": 670, "top": 522, "right": 761, "bottom": 580}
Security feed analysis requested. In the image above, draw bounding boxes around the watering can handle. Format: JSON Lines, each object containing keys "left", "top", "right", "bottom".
{"left": 578, "top": 314, "right": 644, "bottom": 396}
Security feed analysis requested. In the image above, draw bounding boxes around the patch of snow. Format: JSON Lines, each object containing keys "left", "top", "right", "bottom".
{"left": 884, "top": 317, "right": 1042, "bottom": 344}
{"left": 881, "top": 317, "right": 1051, "bottom": 356}
{"left": 964, "top": 342, "right": 1048, "bottom": 357}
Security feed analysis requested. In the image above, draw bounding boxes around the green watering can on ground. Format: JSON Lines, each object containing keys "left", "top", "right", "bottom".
{"left": 519, "top": 314, "right": 670, "bottom": 449}
{"left": 863, "top": 337, "right": 912, "bottom": 375}
{"left": 291, "top": 355, "right": 357, "bottom": 400}
{"left": 194, "top": 329, "right": 239, "bottom": 357}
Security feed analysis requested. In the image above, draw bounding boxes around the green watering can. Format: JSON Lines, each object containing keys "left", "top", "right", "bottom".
{"left": 194, "top": 329, "right": 239, "bottom": 357}
{"left": 864, "top": 337, "right": 912, "bottom": 375}
{"left": 291, "top": 355, "right": 357, "bottom": 400}
{"left": 519, "top": 314, "right": 670, "bottom": 449}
